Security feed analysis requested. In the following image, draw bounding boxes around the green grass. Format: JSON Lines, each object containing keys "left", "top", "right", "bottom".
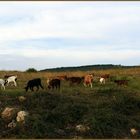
{"left": 0, "top": 73, "right": 140, "bottom": 138}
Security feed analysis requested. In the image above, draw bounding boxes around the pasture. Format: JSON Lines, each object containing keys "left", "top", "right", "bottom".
{"left": 0, "top": 67, "right": 140, "bottom": 138}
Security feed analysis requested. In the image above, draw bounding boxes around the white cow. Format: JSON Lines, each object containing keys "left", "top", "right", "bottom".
{"left": 6, "top": 75, "right": 17, "bottom": 87}
{"left": 99, "top": 77, "right": 105, "bottom": 84}
{"left": 0, "top": 79, "right": 6, "bottom": 90}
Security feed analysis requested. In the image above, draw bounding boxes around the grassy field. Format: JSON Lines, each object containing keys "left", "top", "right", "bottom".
{"left": 0, "top": 67, "right": 140, "bottom": 138}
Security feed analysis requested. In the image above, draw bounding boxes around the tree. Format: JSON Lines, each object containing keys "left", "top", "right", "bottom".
{"left": 26, "top": 68, "right": 37, "bottom": 72}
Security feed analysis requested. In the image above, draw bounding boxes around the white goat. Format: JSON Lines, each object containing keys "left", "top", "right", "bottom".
{"left": 0, "top": 79, "right": 6, "bottom": 90}
{"left": 6, "top": 75, "right": 17, "bottom": 87}
{"left": 99, "top": 77, "right": 105, "bottom": 84}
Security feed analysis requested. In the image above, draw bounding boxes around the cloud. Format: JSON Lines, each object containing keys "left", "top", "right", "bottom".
{"left": 0, "top": 1, "right": 139, "bottom": 43}
{"left": 1, "top": 46, "right": 140, "bottom": 70}
{"left": 0, "top": 1, "right": 140, "bottom": 70}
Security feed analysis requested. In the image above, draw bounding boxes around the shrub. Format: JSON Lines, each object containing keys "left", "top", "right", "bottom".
{"left": 25, "top": 68, "right": 37, "bottom": 73}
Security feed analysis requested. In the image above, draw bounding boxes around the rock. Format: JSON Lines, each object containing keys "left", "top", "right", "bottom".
{"left": 16, "top": 111, "right": 29, "bottom": 123}
{"left": 130, "top": 128, "right": 137, "bottom": 135}
{"left": 1, "top": 107, "right": 18, "bottom": 122}
{"left": 18, "top": 96, "right": 26, "bottom": 102}
{"left": 75, "top": 124, "right": 90, "bottom": 133}
{"left": 7, "top": 120, "right": 16, "bottom": 128}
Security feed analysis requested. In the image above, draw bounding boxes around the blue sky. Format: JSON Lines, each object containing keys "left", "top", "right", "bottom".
{"left": 0, "top": 1, "right": 140, "bottom": 70}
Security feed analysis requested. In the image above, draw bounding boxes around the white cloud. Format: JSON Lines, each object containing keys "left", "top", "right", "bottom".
{"left": 0, "top": 45, "right": 140, "bottom": 70}
{"left": 1, "top": 46, "right": 139, "bottom": 61}
{"left": 0, "top": 1, "right": 140, "bottom": 70}
{"left": 0, "top": 1, "right": 139, "bottom": 43}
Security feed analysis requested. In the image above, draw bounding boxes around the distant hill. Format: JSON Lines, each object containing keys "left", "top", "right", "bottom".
{"left": 40, "top": 64, "right": 140, "bottom": 72}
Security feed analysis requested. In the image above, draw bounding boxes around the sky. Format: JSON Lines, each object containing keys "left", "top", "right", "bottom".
{"left": 0, "top": 1, "right": 140, "bottom": 71}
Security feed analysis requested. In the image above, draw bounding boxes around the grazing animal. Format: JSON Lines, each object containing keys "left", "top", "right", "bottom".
{"left": 4, "top": 75, "right": 15, "bottom": 79}
{"left": 100, "top": 77, "right": 105, "bottom": 84}
{"left": 114, "top": 80, "right": 129, "bottom": 86}
{"left": 47, "top": 79, "right": 61, "bottom": 90}
{"left": 100, "top": 74, "right": 110, "bottom": 79}
{"left": 0, "top": 79, "right": 7, "bottom": 90}
{"left": 66, "top": 76, "right": 84, "bottom": 85}
{"left": 57, "top": 75, "right": 67, "bottom": 80}
{"left": 5, "top": 75, "right": 17, "bottom": 87}
{"left": 83, "top": 74, "right": 94, "bottom": 88}
{"left": 25, "top": 78, "right": 44, "bottom": 92}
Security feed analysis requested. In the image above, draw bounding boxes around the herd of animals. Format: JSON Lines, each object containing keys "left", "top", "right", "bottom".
{"left": 0, "top": 73, "right": 129, "bottom": 92}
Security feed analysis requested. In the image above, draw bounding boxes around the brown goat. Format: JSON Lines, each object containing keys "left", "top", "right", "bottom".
{"left": 114, "top": 80, "right": 129, "bottom": 86}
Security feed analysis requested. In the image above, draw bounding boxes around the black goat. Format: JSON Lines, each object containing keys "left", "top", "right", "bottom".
{"left": 25, "top": 78, "right": 44, "bottom": 92}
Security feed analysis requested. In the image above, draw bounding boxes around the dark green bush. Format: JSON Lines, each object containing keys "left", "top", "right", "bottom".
{"left": 25, "top": 68, "right": 37, "bottom": 73}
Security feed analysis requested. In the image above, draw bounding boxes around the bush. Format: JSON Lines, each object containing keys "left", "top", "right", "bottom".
{"left": 26, "top": 68, "right": 37, "bottom": 73}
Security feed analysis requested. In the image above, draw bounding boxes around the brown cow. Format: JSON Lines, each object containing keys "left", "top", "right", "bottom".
{"left": 83, "top": 74, "right": 94, "bottom": 88}
{"left": 66, "top": 76, "right": 84, "bottom": 85}
{"left": 57, "top": 75, "right": 67, "bottom": 80}
{"left": 100, "top": 74, "right": 110, "bottom": 79}
{"left": 114, "top": 80, "right": 129, "bottom": 86}
{"left": 47, "top": 78, "right": 61, "bottom": 90}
